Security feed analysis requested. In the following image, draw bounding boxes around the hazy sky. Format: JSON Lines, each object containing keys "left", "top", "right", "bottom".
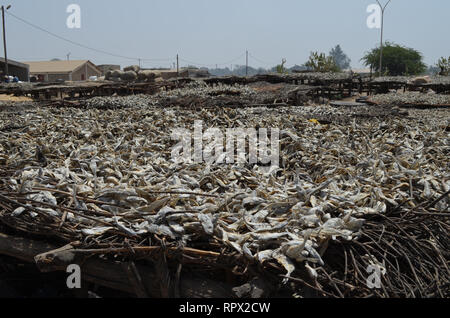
{"left": 4, "top": 0, "right": 450, "bottom": 69}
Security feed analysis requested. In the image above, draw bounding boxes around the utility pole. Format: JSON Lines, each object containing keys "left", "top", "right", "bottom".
{"left": 1, "top": 5, "right": 11, "bottom": 77}
{"left": 376, "top": 0, "right": 391, "bottom": 76}
{"left": 176, "top": 54, "right": 179, "bottom": 76}
{"left": 246, "top": 50, "right": 248, "bottom": 76}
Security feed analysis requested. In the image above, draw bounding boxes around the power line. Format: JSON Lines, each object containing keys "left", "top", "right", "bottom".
{"left": 5, "top": 11, "right": 282, "bottom": 69}
{"left": 6, "top": 11, "right": 140, "bottom": 61}
{"left": 179, "top": 53, "right": 246, "bottom": 68}
{"left": 216, "top": 53, "right": 246, "bottom": 66}
{"left": 248, "top": 53, "right": 279, "bottom": 66}
{"left": 141, "top": 57, "right": 174, "bottom": 62}
{"left": 178, "top": 58, "right": 216, "bottom": 68}
{"left": 6, "top": 11, "right": 174, "bottom": 63}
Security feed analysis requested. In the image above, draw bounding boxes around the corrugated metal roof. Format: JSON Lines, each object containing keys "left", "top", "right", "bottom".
{"left": 24, "top": 60, "right": 94, "bottom": 74}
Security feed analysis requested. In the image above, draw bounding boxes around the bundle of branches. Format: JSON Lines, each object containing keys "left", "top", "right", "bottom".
{"left": 305, "top": 193, "right": 449, "bottom": 298}
{"left": 0, "top": 163, "right": 448, "bottom": 298}
{"left": 0, "top": 185, "right": 245, "bottom": 298}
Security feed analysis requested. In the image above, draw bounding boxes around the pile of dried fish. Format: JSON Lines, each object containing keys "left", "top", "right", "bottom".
{"left": 151, "top": 81, "right": 257, "bottom": 103}
{"left": 282, "top": 104, "right": 409, "bottom": 124}
{"left": 372, "top": 75, "right": 450, "bottom": 86}
{"left": 372, "top": 76, "right": 411, "bottom": 84}
{"left": 0, "top": 96, "right": 449, "bottom": 297}
{"left": 428, "top": 76, "right": 450, "bottom": 85}
{"left": 290, "top": 72, "right": 353, "bottom": 82}
{"left": 86, "top": 94, "right": 154, "bottom": 109}
{"left": 84, "top": 82, "right": 258, "bottom": 109}
{"left": 371, "top": 91, "right": 450, "bottom": 106}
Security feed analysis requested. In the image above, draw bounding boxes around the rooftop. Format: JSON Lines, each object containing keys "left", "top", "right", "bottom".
{"left": 23, "top": 60, "right": 96, "bottom": 74}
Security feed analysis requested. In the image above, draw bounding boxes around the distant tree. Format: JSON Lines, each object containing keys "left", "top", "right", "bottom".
{"left": 290, "top": 64, "right": 308, "bottom": 72}
{"left": 426, "top": 65, "right": 440, "bottom": 75}
{"left": 256, "top": 67, "right": 268, "bottom": 74}
{"left": 51, "top": 58, "right": 61, "bottom": 61}
{"left": 436, "top": 56, "right": 450, "bottom": 76}
{"left": 305, "top": 52, "right": 340, "bottom": 73}
{"left": 362, "top": 42, "right": 426, "bottom": 76}
{"left": 329, "top": 45, "right": 351, "bottom": 70}
{"left": 209, "top": 67, "right": 232, "bottom": 76}
{"left": 208, "top": 65, "right": 269, "bottom": 77}
{"left": 276, "top": 58, "right": 287, "bottom": 74}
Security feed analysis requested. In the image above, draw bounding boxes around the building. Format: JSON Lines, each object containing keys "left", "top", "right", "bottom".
{"left": 97, "top": 64, "right": 121, "bottom": 76}
{"left": 0, "top": 58, "right": 30, "bottom": 81}
{"left": 24, "top": 60, "right": 102, "bottom": 82}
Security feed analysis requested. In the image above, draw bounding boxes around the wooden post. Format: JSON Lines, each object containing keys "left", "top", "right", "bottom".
{"left": 246, "top": 50, "right": 248, "bottom": 77}
{"left": 2, "top": 6, "right": 8, "bottom": 77}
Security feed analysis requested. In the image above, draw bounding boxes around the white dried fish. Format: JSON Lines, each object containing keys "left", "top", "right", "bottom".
{"left": 198, "top": 213, "right": 214, "bottom": 235}
{"left": 3, "top": 89, "right": 448, "bottom": 279}
{"left": 146, "top": 223, "right": 177, "bottom": 239}
{"left": 82, "top": 226, "right": 113, "bottom": 236}
{"left": 138, "top": 197, "right": 170, "bottom": 213}
{"left": 11, "top": 207, "right": 26, "bottom": 217}
{"left": 256, "top": 249, "right": 274, "bottom": 263}
{"left": 272, "top": 249, "right": 295, "bottom": 282}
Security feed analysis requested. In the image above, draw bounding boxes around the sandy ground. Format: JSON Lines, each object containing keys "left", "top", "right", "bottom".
{"left": 0, "top": 94, "right": 32, "bottom": 102}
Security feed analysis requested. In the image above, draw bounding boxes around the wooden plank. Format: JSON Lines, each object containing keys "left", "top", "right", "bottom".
{"left": 330, "top": 101, "right": 368, "bottom": 107}
{"left": 0, "top": 232, "right": 233, "bottom": 297}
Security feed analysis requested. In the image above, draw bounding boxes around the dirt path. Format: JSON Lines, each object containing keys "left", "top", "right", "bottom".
{"left": 0, "top": 94, "right": 32, "bottom": 102}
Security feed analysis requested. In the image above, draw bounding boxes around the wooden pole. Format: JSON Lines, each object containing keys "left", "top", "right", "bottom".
{"left": 246, "top": 50, "right": 248, "bottom": 76}
{"left": 379, "top": 8, "right": 383, "bottom": 75}
{"left": 2, "top": 6, "right": 8, "bottom": 77}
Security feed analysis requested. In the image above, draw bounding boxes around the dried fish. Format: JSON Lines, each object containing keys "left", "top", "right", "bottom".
{"left": 81, "top": 226, "right": 113, "bottom": 236}
{"left": 198, "top": 213, "right": 214, "bottom": 235}
{"left": 0, "top": 84, "right": 448, "bottom": 290}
